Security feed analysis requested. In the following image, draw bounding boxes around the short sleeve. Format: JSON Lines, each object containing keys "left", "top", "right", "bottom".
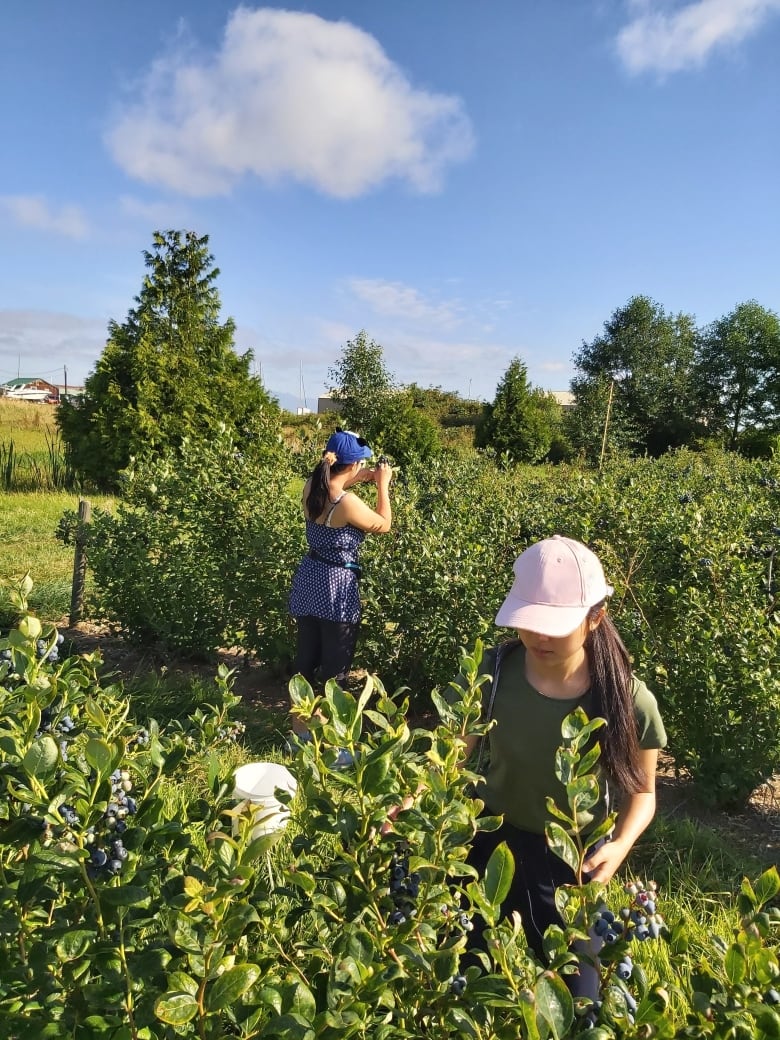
{"left": 631, "top": 676, "right": 667, "bottom": 749}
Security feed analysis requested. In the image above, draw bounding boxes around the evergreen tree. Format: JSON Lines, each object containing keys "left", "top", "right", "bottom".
{"left": 58, "top": 231, "right": 279, "bottom": 489}
{"left": 474, "top": 357, "right": 560, "bottom": 463}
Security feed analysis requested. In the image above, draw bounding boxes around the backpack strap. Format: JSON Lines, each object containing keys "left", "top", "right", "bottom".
{"left": 474, "top": 639, "right": 522, "bottom": 776}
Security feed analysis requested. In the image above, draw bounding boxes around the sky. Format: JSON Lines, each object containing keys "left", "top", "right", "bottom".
{"left": 1, "top": 0, "right": 779, "bottom": 410}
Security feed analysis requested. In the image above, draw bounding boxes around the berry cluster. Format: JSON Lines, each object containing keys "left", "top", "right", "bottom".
{"left": 53, "top": 770, "right": 138, "bottom": 880}
{"left": 87, "top": 835, "right": 129, "bottom": 878}
{"left": 590, "top": 880, "right": 665, "bottom": 948}
{"left": 584, "top": 881, "right": 665, "bottom": 1027}
{"left": 387, "top": 843, "right": 419, "bottom": 926}
{"left": 135, "top": 727, "right": 150, "bottom": 747}
{"left": 105, "top": 768, "right": 138, "bottom": 827}
{"left": 36, "top": 633, "right": 65, "bottom": 663}
{"left": 217, "top": 721, "right": 246, "bottom": 743}
{"left": 450, "top": 974, "right": 467, "bottom": 996}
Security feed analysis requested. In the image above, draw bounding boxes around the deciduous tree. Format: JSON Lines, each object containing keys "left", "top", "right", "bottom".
{"left": 696, "top": 300, "right": 780, "bottom": 451}
{"left": 570, "top": 296, "right": 701, "bottom": 458}
{"left": 327, "top": 330, "right": 395, "bottom": 436}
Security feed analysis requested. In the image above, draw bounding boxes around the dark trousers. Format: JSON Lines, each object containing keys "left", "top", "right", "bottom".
{"left": 466, "top": 818, "right": 601, "bottom": 1001}
{"left": 293, "top": 615, "right": 359, "bottom": 687}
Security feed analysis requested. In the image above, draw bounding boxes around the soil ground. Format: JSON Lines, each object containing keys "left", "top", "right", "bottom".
{"left": 60, "top": 618, "right": 780, "bottom": 870}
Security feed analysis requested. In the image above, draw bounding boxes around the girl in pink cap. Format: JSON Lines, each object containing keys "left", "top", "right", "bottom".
{"left": 460, "top": 535, "right": 666, "bottom": 1000}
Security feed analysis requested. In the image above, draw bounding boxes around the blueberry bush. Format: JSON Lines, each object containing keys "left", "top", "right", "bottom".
{"left": 65, "top": 444, "right": 779, "bottom": 806}
{"left": 1, "top": 590, "right": 779, "bottom": 1038}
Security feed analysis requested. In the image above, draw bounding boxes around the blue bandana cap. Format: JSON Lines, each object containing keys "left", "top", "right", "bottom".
{"left": 324, "top": 429, "right": 373, "bottom": 464}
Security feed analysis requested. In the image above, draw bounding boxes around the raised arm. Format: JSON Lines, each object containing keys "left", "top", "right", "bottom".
{"left": 339, "top": 463, "right": 392, "bottom": 533}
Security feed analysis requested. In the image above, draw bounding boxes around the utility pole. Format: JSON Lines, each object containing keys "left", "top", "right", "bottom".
{"left": 598, "top": 380, "right": 615, "bottom": 472}
{"left": 64, "top": 365, "right": 68, "bottom": 401}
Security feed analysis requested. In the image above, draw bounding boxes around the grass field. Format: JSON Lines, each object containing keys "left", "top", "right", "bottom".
{"left": 0, "top": 489, "right": 114, "bottom": 623}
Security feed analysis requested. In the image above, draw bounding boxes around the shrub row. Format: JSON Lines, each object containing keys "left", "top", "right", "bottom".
{"left": 72, "top": 437, "right": 779, "bottom": 807}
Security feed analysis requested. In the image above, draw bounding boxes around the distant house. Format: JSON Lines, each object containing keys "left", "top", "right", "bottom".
{"left": 1, "top": 377, "right": 58, "bottom": 402}
{"left": 317, "top": 393, "right": 341, "bottom": 415}
{"left": 53, "top": 384, "right": 85, "bottom": 402}
{"left": 0, "top": 378, "right": 84, "bottom": 404}
{"left": 549, "top": 390, "right": 575, "bottom": 410}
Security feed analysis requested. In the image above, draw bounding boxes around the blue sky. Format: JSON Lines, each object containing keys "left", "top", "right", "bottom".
{"left": 1, "top": 1, "right": 779, "bottom": 409}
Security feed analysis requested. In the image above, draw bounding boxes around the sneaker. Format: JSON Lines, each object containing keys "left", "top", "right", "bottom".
{"left": 284, "top": 729, "right": 312, "bottom": 755}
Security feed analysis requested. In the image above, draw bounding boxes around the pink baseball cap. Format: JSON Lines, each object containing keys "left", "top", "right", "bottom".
{"left": 495, "top": 535, "right": 614, "bottom": 636}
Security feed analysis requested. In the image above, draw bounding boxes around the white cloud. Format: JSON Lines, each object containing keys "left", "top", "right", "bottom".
{"left": 347, "top": 278, "right": 464, "bottom": 327}
{"left": 0, "top": 196, "right": 89, "bottom": 239}
{"left": 106, "top": 7, "right": 474, "bottom": 198}
{"left": 0, "top": 310, "right": 106, "bottom": 385}
{"left": 539, "top": 360, "right": 568, "bottom": 371}
{"left": 118, "top": 194, "right": 191, "bottom": 225}
{"left": 616, "top": 0, "right": 780, "bottom": 73}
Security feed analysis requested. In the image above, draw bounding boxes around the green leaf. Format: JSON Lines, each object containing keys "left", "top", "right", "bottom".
{"left": 282, "top": 867, "right": 317, "bottom": 894}
{"left": 534, "top": 972, "right": 574, "bottom": 1038}
{"left": 84, "top": 697, "right": 108, "bottom": 730}
{"left": 283, "top": 980, "right": 317, "bottom": 1020}
{"left": 753, "top": 867, "right": 780, "bottom": 908}
{"left": 560, "top": 707, "right": 589, "bottom": 740}
{"left": 483, "top": 841, "right": 514, "bottom": 906}
{"left": 359, "top": 746, "right": 392, "bottom": 788}
{"left": 85, "top": 737, "right": 113, "bottom": 776}
{"left": 545, "top": 823, "right": 580, "bottom": 875}
{"left": 99, "top": 886, "right": 151, "bottom": 907}
{"left": 154, "top": 991, "right": 199, "bottom": 1025}
{"left": 55, "top": 929, "right": 94, "bottom": 961}
{"left": 206, "top": 964, "right": 262, "bottom": 1011}
{"left": 22, "top": 735, "right": 59, "bottom": 778}
{"left": 567, "top": 775, "right": 600, "bottom": 814}
{"left": 724, "top": 943, "right": 747, "bottom": 985}
{"left": 166, "top": 971, "right": 199, "bottom": 997}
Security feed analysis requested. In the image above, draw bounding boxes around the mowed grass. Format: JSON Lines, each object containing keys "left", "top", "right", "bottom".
{"left": 0, "top": 490, "right": 114, "bottom": 624}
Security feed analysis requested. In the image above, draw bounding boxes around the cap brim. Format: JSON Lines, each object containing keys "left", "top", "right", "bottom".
{"left": 494, "top": 595, "right": 591, "bottom": 637}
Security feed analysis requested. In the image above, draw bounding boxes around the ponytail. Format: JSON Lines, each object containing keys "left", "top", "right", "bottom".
{"left": 585, "top": 608, "right": 645, "bottom": 793}
{"left": 305, "top": 454, "right": 351, "bottom": 519}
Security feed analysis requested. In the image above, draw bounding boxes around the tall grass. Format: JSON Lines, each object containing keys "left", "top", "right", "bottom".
{"left": 0, "top": 399, "right": 75, "bottom": 490}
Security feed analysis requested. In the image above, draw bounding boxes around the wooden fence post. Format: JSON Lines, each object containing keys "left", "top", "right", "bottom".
{"left": 69, "top": 498, "right": 92, "bottom": 625}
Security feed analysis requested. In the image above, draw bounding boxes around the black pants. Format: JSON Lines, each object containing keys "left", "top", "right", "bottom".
{"left": 466, "top": 817, "right": 601, "bottom": 1001}
{"left": 293, "top": 615, "right": 359, "bottom": 687}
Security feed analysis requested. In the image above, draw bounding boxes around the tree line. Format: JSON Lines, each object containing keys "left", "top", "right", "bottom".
{"left": 56, "top": 230, "right": 780, "bottom": 490}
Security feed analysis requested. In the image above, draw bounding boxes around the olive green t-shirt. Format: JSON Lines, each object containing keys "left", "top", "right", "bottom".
{"left": 461, "top": 643, "right": 667, "bottom": 835}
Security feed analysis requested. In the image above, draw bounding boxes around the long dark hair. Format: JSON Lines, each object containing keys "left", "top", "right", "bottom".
{"left": 305, "top": 456, "right": 352, "bottom": 520}
{"left": 585, "top": 606, "right": 645, "bottom": 792}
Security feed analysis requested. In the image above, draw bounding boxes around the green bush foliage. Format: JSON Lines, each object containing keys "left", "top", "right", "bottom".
{"left": 65, "top": 427, "right": 304, "bottom": 663}
{"left": 71, "top": 442, "right": 779, "bottom": 808}
{"left": 1, "top": 601, "right": 778, "bottom": 1039}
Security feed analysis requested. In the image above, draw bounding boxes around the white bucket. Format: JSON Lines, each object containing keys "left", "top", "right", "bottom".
{"left": 232, "top": 762, "right": 297, "bottom": 843}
